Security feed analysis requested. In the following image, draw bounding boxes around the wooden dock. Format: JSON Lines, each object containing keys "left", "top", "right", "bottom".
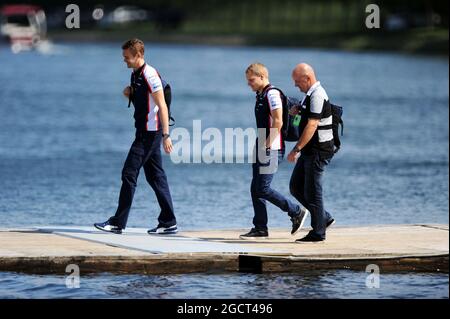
{"left": 0, "top": 224, "right": 448, "bottom": 274}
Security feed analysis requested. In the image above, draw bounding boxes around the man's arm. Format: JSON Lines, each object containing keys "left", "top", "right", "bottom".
{"left": 266, "top": 89, "right": 283, "bottom": 148}
{"left": 294, "top": 118, "right": 319, "bottom": 151}
{"left": 151, "top": 90, "right": 173, "bottom": 154}
{"left": 287, "top": 118, "right": 319, "bottom": 162}
{"left": 267, "top": 108, "right": 283, "bottom": 148}
{"left": 151, "top": 90, "right": 169, "bottom": 135}
{"left": 288, "top": 90, "right": 325, "bottom": 162}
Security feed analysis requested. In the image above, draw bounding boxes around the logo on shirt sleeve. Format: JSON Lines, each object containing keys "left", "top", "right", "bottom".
{"left": 268, "top": 92, "right": 282, "bottom": 109}
{"left": 149, "top": 75, "right": 163, "bottom": 91}
{"left": 152, "top": 83, "right": 162, "bottom": 91}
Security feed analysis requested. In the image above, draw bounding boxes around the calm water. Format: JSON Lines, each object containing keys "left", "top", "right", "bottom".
{"left": 0, "top": 43, "right": 448, "bottom": 298}
{"left": 0, "top": 271, "right": 448, "bottom": 299}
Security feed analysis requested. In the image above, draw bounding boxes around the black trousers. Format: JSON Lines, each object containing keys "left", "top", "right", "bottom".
{"left": 109, "top": 130, "right": 176, "bottom": 229}
{"left": 289, "top": 153, "right": 333, "bottom": 239}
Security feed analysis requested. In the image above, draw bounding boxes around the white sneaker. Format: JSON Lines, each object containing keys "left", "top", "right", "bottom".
{"left": 147, "top": 224, "right": 178, "bottom": 235}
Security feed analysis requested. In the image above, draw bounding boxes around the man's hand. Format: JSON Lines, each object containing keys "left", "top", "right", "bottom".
{"left": 289, "top": 105, "right": 300, "bottom": 116}
{"left": 287, "top": 149, "right": 300, "bottom": 162}
{"left": 163, "top": 136, "right": 173, "bottom": 154}
{"left": 123, "top": 86, "right": 132, "bottom": 98}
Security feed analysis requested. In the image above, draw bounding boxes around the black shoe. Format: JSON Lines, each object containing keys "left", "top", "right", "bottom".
{"left": 326, "top": 218, "right": 335, "bottom": 229}
{"left": 291, "top": 208, "right": 309, "bottom": 235}
{"left": 239, "top": 228, "right": 269, "bottom": 239}
{"left": 94, "top": 220, "right": 122, "bottom": 234}
{"left": 148, "top": 224, "right": 178, "bottom": 235}
{"left": 295, "top": 233, "right": 324, "bottom": 243}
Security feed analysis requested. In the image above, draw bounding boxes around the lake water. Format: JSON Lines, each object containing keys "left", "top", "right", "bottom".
{"left": 0, "top": 42, "right": 448, "bottom": 298}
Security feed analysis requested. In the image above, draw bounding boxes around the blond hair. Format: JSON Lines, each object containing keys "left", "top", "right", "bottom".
{"left": 246, "top": 63, "right": 269, "bottom": 78}
{"left": 122, "top": 38, "right": 145, "bottom": 56}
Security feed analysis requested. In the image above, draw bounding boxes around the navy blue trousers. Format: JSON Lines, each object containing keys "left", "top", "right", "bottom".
{"left": 251, "top": 148, "right": 300, "bottom": 231}
{"left": 109, "top": 131, "right": 176, "bottom": 229}
{"left": 289, "top": 154, "right": 333, "bottom": 239}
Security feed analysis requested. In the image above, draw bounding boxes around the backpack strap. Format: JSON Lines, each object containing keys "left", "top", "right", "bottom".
{"left": 263, "top": 86, "right": 286, "bottom": 103}
{"left": 128, "top": 72, "right": 134, "bottom": 108}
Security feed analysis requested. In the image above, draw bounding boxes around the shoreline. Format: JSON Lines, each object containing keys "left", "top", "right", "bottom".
{"left": 45, "top": 28, "right": 449, "bottom": 56}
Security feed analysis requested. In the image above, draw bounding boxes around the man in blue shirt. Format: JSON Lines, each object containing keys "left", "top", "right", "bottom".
{"left": 95, "top": 39, "right": 177, "bottom": 235}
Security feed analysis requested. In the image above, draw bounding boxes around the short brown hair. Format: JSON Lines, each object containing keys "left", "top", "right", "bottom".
{"left": 122, "top": 38, "right": 145, "bottom": 56}
{"left": 246, "top": 63, "right": 269, "bottom": 78}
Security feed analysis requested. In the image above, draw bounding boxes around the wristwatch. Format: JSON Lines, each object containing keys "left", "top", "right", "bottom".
{"left": 292, "top": 146, "right": 301, "bottom": 153}
{"left": 162, "top": 133, "right": 170, "bottom": 139}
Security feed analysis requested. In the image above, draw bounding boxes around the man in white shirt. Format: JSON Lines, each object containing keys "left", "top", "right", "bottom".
{"left": 288, "top": 63, "right": 335, "bottom": 243}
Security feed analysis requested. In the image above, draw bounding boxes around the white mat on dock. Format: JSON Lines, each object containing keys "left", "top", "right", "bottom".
{"left": 28, "top": 226, "right": 281, "bottom": 255}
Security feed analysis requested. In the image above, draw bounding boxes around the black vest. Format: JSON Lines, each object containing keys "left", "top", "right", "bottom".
{"left": 130, "top": 64, "right": 153, "bottom": 132}
{"left": 254, "top": 85, "right": 285, "bottom": 150}
{"left": 299, "top": 95, "right": 334, "bottom": 158}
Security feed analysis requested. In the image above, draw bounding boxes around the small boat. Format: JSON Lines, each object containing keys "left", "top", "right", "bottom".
{"left": 0, "top": 4, "right": 47, "bottom": 53}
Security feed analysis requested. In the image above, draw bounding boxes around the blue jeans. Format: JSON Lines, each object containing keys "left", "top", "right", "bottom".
{"left": 289, "top": 154, "right": 333, "bottom": 239}
{"left": 251, "top": 149, "right": 300, "bottom": 231}
{"left": 109, "top": 130, "right": 176, "bottom": 229}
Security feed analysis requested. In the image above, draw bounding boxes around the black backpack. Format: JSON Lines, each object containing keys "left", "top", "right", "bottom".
{"left": 161, "top": 79, "right": 175, "bottom": 126}
{"left": 128, "top": 79, "right": 175, "bottom": 126}
{"left": 316, "top": 101, "right": 344, "bottom": 154}
{"left": 282, "top": 95, "right": 303, "bottom": 142}
{"left": 329, "top": 102, "right": 344, "bottom": 154}
{"left": 265, "top": 87, "right": 344, "bottom": 152}
{"left": 263, "top": 87, "right": 302, "bottom": 142}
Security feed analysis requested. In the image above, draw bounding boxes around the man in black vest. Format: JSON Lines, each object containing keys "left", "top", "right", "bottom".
{"left": 240, "top": 63, "right": 308, "bottom": 239}
{"left": 288, "top": 63, "right": 335, "bottom": 242}
{"left": 94, "top": 39, "right": 177, "bottom": 235}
